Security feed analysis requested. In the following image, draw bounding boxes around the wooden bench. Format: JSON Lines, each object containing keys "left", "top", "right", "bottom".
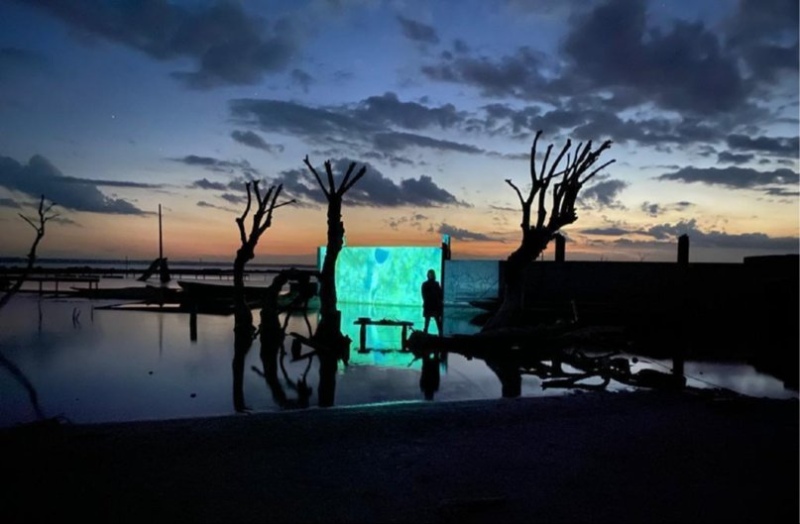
{"left": 353, "top": 317, "right": 414, "bottom": 353}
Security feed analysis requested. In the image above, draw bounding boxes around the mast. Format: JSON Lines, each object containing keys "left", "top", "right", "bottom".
{"left": 158, "top": 204, "right": 170, "bottom": 283}
{"left": 158, "top": 204, "right": 163, "bottom": 262}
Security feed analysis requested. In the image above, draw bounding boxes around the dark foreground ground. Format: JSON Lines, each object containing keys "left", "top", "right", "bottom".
{"left": 2, "top": 390, "right": 798, "bottom": 523}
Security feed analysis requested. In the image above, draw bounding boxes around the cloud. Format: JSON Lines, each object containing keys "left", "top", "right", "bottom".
{"left": 422, "top": 46, "right": 549, "bottom": 100}
{"left": 230, "top": 97, "right": 483, "bottom": 158}
{"left": 0, "top": 197, "right": 22, "bottom": 209}
{"left": 220, "top": 192, "right": 245, "bottom": 205}
{"left": 579, "top": 179, "right": 628, "bottom": 209}
{"left": 717, "top": 151, "right": 754, "bottom": 164}
{"left": 172, "top": 155, "right": 259, "bottom": 177}
{"left": 352, "top": 92, "right": 461, "bottom": 130}
{"left": 581, "top": 226, "right": 631, "bottom": 236}
{"left": 726, "top": 134, "right": 799, "bottom": 158}
{"left": 230, "top": 98, "right": 376, "bottom": 141}
{"left": 640, "top": 201, "right": 695, "bottom": 217}
{"left": 396, "top": 16, "right": 439, "bottom": 45}
{"left": 764, "top": 187, "right": 800, "bottom": 197}
{"left": 725, "top": 0, "right": 799, "bottom": 83}
{"left": 197, "top": 200, "right": 236, "bottom": 213}
{"left": 372, "top": 132, "right": 483, "bottom": 154}
{"left": 23, "top": 0, "right": 301, "bottom": 89}
{"left": 562, "top": 0, "right": 749, "bottom": 115}
{"left": 272, "top": 158, "right": 466, "bottom": 208}
{"left": 0, "top": 154, "right": 146, "bottom": 215}
{"left": 191, "top": 178, "right": 227, "bottom": 191}
{"left": 438, "top": 223, "right": 494, "bottom": 242}
{"left": 657, "top": 166, "right": 799, "bottom": 190}
{"left": 230, "top": 130, "right": 284, "bottom": 154}
{"left": 637, "top": 219, "right": 799, "bottom": 251}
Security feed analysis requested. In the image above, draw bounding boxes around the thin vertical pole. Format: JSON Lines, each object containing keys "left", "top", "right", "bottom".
{"left": 158, "top": 204, "right": 163, "bottom": 262}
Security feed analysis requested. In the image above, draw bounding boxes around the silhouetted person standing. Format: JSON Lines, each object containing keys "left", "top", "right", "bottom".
{"left": 421, "top": 269, "right": 443, "bottom": 335}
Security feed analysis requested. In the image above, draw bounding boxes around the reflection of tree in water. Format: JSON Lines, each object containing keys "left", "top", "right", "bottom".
{"left": 408, "top": 324, "right": 685, "bottom": 399}
{"left": 1, "top": 195, "right": 58, "bottom": 425}
{"left": 250, "top": 270, "right": 316, "bottom": 410}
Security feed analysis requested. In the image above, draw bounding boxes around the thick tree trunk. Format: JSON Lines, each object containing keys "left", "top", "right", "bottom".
{"left": 232, "top": 245, "right": 255, "bottom": 412}
{"left": 483, "top": 230, "right": 552, "bottom": 331}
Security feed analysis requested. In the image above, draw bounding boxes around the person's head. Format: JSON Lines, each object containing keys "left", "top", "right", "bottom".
{"left": 427, "top": 269, "right": 436, "bottom": 281}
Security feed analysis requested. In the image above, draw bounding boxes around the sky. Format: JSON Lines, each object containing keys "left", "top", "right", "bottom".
{"left": 0, "top": 0, "right": 798, "bottom": 265}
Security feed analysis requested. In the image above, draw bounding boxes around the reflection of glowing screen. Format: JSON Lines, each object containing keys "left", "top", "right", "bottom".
{"left": 317, "top": 246, "right": 442, "bottom": 306}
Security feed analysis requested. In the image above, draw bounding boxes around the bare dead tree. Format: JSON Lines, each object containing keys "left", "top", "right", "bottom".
{"left": 0, "top": 195, "right": 58, "bottom": 311}
{"left": 0, "top": 195, "right": 57, "bottom": 422}
{"left": 231, "top": 181, "right": 294, "bottom": 412}
{"left": 303, "top": 155, "right": 366, "bottom": 407}
{"left": 483, "top": 131, "right": 615, "bottom": 331}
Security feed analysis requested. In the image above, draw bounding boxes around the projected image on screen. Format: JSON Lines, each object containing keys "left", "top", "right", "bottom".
{"left": 317, "top": 246, "right": 443, "bottom": 349}
{"left": 318, "top": 246, "right": 442, "bottom": 306}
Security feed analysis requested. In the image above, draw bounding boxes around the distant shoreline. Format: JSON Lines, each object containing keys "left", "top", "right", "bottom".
{"left": 0, "top": 257, "right": 318, "bottom": 271}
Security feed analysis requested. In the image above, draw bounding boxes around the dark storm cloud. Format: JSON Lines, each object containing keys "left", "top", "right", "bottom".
{"left": 396, "top": 16, "right": 439, "bottom": 45}
{"left": 191, "top": 178, "right": 227, "bottom": 191}
{"left": 438, "top": 223, "right": 493, "bottom": 242}
{"left": 0, "top": 154, "right": 146, "bottom": 215}
{"left": 725, "top": 134, "right": 799, "bottom": 158}
{"left": 172, "top": 155, "right": 259, "bottom": 177}
{"left": 579, "top": 179, "right": 628, "bottom": 209}
{"left": 20, "top": 0, "right": 299, "bottom": 89}
{"left": 658, "top": 166, "right": 798, "bottom": 190}
{"left": 271, "top": 159, "right": 465, "bottom": 208}
{"left": 230, "top": 130, "right": 284, "bottom": 154}
{"left": 717, "top": 151, "right": 754, "bottom": 165}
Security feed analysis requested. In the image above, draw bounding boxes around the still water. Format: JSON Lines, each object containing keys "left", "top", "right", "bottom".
{"left": 1, "top": 289, "right": 795, "bottom": 428}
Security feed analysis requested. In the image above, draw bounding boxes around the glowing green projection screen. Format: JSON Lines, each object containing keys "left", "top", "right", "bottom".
{"left": 317, "top": 246, "right": 443, "bottom": 306}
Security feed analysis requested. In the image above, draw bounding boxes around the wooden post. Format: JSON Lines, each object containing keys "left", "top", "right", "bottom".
{"left": 674, "top": 234, "right": 688, "bottom": 384}
{"left": 554, "top": 233, "right": 565, "bottom": 263}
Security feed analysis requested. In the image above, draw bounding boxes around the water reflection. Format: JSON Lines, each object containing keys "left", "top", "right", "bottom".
{"left": 0, "top": 293, "right": 796, "bottom": 428}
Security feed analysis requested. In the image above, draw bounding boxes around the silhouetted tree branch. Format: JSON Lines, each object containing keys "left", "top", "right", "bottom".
{"left": 0, "top": 195, "right": 58, "bottom": 311}
{"left": 303, "top": 155, "right": 367, "bottom": 407}
{"left": 484, "top": 131, "right": 614, "bottom": 331}
{"left": 232, "top": 181, "right": 294, "bottom": 412}
{"left": 0, "top": 194, "right": 56, "bottom": 422}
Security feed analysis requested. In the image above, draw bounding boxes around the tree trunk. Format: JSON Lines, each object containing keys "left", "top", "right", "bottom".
{"left": 483, "top": 229, "right": 552, "bottom": 331}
